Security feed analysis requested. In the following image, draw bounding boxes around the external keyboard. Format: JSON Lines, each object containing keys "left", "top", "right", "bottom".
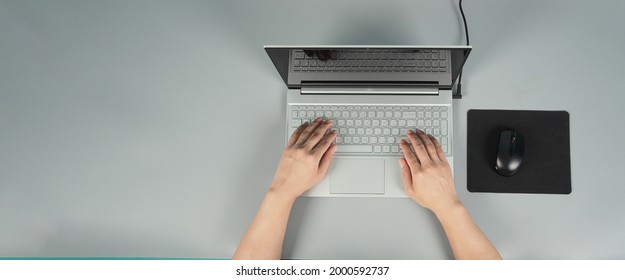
{"left": 288, "top": 104, "right": 451, "bottom": 156}
{"left": 291, "top": 49, "right": 449, "bottom": 73}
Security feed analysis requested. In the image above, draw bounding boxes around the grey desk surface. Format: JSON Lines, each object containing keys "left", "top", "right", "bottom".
{"left": 1, "top": 0, "right": 624, "bottom": 259}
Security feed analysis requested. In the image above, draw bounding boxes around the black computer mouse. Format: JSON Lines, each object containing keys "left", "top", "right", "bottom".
{"left": 495, "top": 129, "right": 525, "bottom": 177}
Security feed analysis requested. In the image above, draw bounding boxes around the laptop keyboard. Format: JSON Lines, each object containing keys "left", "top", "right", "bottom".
{"left": 289, "top": 104, "right": 451, "bottom": 156}
{"left": 291, "top": 49, "right": 449, "bottom": 73}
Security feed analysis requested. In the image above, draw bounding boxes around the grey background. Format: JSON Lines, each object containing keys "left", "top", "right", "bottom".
{"left": 1, "top": 0, "right": 624, "bottom": 259}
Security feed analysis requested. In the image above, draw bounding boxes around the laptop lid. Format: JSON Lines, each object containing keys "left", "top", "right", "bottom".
{"left": 265, "top": 45, "right": 471, "bottom": 90}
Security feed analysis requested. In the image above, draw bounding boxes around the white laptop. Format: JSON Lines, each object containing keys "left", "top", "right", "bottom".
{"left": 265, "top": 45, "right": 471, "bottom": 197}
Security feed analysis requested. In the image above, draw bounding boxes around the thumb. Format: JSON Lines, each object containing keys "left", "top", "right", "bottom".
{"left": 399, "top": 158, "right": 414, "bottom": 195}
{"left": 317, "top": 144, "right": 337, "bottom": 177}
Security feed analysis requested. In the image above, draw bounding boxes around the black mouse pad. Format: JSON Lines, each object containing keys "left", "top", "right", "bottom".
{"left": 467, "top": 110, "right": 571, "bottom": 194}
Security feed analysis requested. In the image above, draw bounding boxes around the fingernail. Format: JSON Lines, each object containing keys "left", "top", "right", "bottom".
{"left": 407, "top": 130, "right": 414, "bottom": 135}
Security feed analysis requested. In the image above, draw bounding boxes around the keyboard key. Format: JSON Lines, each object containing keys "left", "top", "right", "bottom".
{"left": 291, "top": 119, "right": 302, "bottom": 127}
{"left": 293, "top": 51, "right": 305, "bottom": 59}
{"left": 402, "top": 112, "right": 416, "bottom": 118}
{"left": 337, "top": 145, "right": 373, "bottom": 153}
{"left": 382, "top": 146, "right": 390, "bottom": 153}
{"left": 374, "top": 146, "right": 381, "bottom": 153}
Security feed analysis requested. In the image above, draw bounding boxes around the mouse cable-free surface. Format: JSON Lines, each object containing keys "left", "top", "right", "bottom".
{"left": 455, "top": 0, "right": 469, "bottom": 98}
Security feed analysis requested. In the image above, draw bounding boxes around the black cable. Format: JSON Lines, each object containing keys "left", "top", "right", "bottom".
{"left": 456, "top": 0, "right": 469, "bottom": 98}
{"left": 459, "top": 0, "right": 469, "bottom": 45}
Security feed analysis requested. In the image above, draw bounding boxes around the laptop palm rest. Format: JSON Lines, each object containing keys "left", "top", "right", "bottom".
{"left": 329, "top": 158, "right": 385, "bottom": 194}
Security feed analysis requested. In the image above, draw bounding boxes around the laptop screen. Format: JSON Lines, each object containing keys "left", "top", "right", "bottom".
{"left": 265, "top": 46, "right": 471, "bottom": 89}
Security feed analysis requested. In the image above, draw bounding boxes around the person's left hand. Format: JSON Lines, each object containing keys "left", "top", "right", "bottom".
{"left": 269, "top": 117, "right": 337, "bottom": 200}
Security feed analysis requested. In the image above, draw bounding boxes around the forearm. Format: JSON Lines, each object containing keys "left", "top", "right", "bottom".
{"left": 435, "top": 203, "right": 502, "bottom": 260}
{"left": 233, "top": 189, "right": 296, "bottom": 260}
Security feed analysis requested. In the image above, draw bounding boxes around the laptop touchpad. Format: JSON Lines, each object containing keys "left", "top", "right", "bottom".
{"left": 330, "top": 158, "right": 385, "bottom": 194}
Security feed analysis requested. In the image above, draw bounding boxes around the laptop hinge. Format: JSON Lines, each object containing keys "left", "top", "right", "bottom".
{"left": 300, "top": 86, "right": 438, "bottom": 95}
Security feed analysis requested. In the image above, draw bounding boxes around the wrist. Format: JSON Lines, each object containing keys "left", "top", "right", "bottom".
{"left": 267, "top": 184, "right": 299, "bottom": 204}
{"left": 432, "top": 199, "right": 465, "bottom": 219}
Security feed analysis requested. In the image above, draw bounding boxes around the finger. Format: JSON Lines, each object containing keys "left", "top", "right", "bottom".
{"left": 428, "top": 135, "right": 448, "bottom": 163}
{"left": 399, "top": 158, "right": 414, "bottom": 195}
{"left": 315, "top": 51, "right": 326, "bottom": 61}
{"left": 400, "top": 139, "right": 420, "bottom": 169}
{"left": 326, "top": 50, "right": 336, "bottom": 60}
{"left": 311, "top": 128, "right": 337, "bottom": 156}
{"left": 416, "top": 130, "right": 439, "bottom": 162}
{"left": 296, "top": 117, "right": 323, "bottom": 145}
{"left": 287, "top": 122, "right": 309, "bottom": 146}
{"left": 304, "top": 119, "right": 333, "bottom": 150}
{"left": 317, "top": 144, "right": 337, "bottom": 177}
{"left": 407, "top": 130, "right": 431, "bottom": 165}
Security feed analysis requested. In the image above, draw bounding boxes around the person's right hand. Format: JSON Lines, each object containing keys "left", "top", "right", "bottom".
{"left": 399, "top": 129, "right": 461, "bottom": 214}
